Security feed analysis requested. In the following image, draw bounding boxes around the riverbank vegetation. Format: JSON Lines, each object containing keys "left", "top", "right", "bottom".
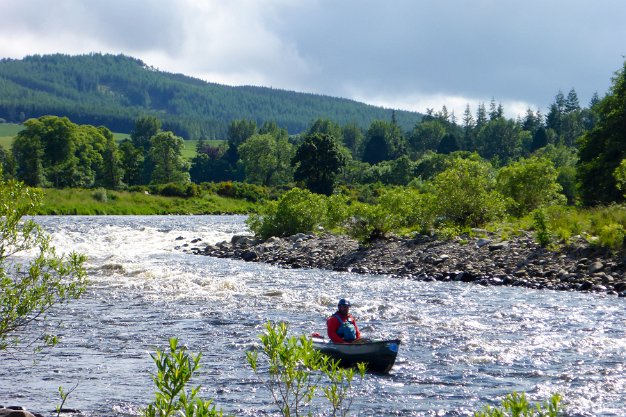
{"left": 0, "top": 169, "right": 87, "bottom": 354}
{"left": 0, "top": 60, "right": 624, "bottom": 252}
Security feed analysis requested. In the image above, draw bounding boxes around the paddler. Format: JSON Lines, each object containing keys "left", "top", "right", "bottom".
{"left": 327, "top": 298, "right": 361, "bottom": 343}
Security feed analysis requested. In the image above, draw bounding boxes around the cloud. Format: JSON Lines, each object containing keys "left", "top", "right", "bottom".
{"left": 0, "top": 0, "right": 624, "bottom": 119}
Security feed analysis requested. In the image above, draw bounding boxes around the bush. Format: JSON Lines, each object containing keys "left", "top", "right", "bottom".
{"left": 247, "top": 188, "right": 327, "bottom": 239}
{"left": 214, "top": 181, "right": 268, "bottom": 202}
{"left": 246, "top": 322, "right": 364, "bottom": 417}
{"left": 144, "top": 338, "right": 224, "bottom": 417}
{"left": 150, "top": 182, "right": 201, "bottom": 198}
{"left": 92, "top": 187, "right": 108, "bottom": 203}
{"left": 344, "top": 201, "right": 392, "bottom": 242}
{"left": 496, "top": 157, "right": 566, "bottom": 216}
{"left": 432, "top": 158, "right": 506, "bottom": 227}
{"left": 474, "top": 391, "right": 561, "bottom": 417}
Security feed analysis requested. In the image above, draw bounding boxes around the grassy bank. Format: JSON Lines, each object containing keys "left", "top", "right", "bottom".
{"left": 37, "top": 188, "right": 257, "bottom": 215}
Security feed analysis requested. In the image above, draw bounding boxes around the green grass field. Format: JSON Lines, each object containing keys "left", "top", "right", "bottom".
{"left": 37, "top": 188, "right": 257, "bottom": 215}
{"left": 0, "top": 123, "right": 23, "bottom": 150}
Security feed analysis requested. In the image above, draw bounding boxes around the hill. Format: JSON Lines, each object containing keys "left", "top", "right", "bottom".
{"left": 0, "top": 53, "right": 422, "bottom": 139}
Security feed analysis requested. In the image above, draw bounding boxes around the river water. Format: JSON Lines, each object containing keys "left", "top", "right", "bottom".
{"left": 1, "top": 215, "right": 624, "bottom": 416}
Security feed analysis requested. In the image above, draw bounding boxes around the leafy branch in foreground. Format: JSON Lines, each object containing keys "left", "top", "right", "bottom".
{"left": 246, "top": 321, "right": 365, "bottom": 417}
{"left": 474, "top": 391, "right": 562, "bottom": 417}
{"left": 0, "top": 174, "right": 87, "bottom": 354}
{"left": 144, "top": 337, "right": 224, "bottom": 417}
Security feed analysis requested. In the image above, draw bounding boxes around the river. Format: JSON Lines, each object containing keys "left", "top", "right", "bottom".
{"left": 1, "top": 215, "right": 624, "bottom": 416}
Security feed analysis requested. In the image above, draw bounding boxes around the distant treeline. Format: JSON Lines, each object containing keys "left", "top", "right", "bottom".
{"left": 0, "top": 53, "right": 422, "bottom": 138}
{"left": 0, "top": 54, "right": 625, "bottom": 210}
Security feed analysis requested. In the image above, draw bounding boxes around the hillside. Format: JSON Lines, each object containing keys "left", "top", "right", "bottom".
{"left": 0, "top": 53, "right": 422, "bottom": 139}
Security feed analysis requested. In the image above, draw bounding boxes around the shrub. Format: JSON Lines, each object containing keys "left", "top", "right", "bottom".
{"left": 246, "top": 322, "right": 364, "bottom": 417}
{"left": 474, "top": 391, "right": 561, "bottom": 417}
{"left": 214, "top": 181, "right": 268, "bottom": 202}
{"left": 496, "top": 157, "right": 566, "bottom": 216}
{"left": 344, "top": 201, "right": 391, "bottom": 242}
{"left": 92, "top": 187, "right": 108, "bottom": 203}
{"left": 247, "top": 188, "right": 327, "bottom": 239}
{"left": 144, "top": 338, "right": 224, "bottom": 417}
{"left": 596, "top": 223, "right": 626, "bottom": 251}
{"left": 432, "top": 158, "right": 506, "bottom": 227}
{"left": 532, "top": 209, "right": 553, "bottom": 247}
{"left": 151, "top": 182, "right": 200, "bottom": 198}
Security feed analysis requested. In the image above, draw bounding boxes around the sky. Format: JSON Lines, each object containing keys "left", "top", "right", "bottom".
{"left": 1, "top": 0, "right": 625, "bottom": 120}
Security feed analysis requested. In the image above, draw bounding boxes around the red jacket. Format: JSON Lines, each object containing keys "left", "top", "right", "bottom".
{"left": 327, "top": 311, "right": 361, "bottom": 343}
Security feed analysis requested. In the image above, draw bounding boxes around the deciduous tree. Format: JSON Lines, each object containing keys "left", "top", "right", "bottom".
{"left": 149, "top": 131, "right": 190, "bottom": 184}
{"left": 292, "top": 133, "right": 345, "bottom": 195}
{"left": 0, "top": 169, "right": 87, "bottom": 353}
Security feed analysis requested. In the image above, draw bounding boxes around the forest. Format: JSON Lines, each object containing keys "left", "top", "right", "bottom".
{"left": 0, "top": 56, "right": 625, "bottom": 241}
{"left": 0, "top": 53, "right": 421, "bottom": 138}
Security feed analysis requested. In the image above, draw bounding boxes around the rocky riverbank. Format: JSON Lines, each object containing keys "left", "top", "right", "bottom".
{"left": 181, "top": 231, "right": 626, "bottom": 297}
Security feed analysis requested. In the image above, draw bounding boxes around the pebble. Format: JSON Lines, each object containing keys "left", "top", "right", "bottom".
{"left": 188, "top": 232, "right": 626, "bottom": 296}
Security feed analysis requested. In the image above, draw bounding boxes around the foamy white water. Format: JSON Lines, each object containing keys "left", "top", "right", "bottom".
{"left": 1, "top": 216, "right": 624, "bottom": 416}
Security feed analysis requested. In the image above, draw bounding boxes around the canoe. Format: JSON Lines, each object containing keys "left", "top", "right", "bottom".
{"left": 311, "top": 336, "right": 401, "bottom": 373}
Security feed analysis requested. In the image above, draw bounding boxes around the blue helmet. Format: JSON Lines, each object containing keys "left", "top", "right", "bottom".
{"left": 338, "top": 298, "right": 351, "bottom": 307}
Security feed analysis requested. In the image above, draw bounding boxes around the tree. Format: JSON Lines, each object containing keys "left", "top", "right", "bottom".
{"left": 437, "top": 133, "right": 459, "bottom": 154}
{"left": 98, "top": 126, "right": 124, "bottom": 189}
{"left": 292, "top": 133, "right": 346, "bottom": 195}
{"left": 238, "top": 133, "right": 293, "bottom": 186}
{"left": 362, "top": 120, "right": 406, "bottom": 164}
{"left": 307, "top": 118, "right": 343, "bottom": 142}
{"left": 577, "top": 60, "right": 626, "bottom": 205}
{"left": 149, "top": 131, "right": 190, "bottom": 184}
{"left": 409, "top": 119, "right": 446, "bottom": 154}
{"left": 0, "top": 170, "right": 87, "bottom": 353}
{"left": 0, "top": 146, "right": 15, "bottom": 179}
{"left": 224, "top": 119, "right": 257, "bottom": 166}
{"left": 12, "top": 116, "right": 74, "bottom": 187}
{"left": 496, "top": 157, "right": 566, "bottom": 216}
{"left": 131, "top": 115, "right": 161, "bottom": 152}
{"left": 341, "top": 123, "right": 364, "bottom": 156}
{"left": 119, "top": 139, "right": 145, "bottom": 186}
{"left": 530, "top": 126, "right": 549, "bottom": 152}
{"left": 10, "top": 133, "right": 46, "bottom": 187}
{"left": 476, "top": 118, "right": 522, "bottom": 163}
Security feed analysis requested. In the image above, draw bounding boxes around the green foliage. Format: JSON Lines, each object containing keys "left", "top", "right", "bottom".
{"left": 210, "top": 181, "right": 269, "bottom": 202}
{"left": 474, "top": 392, "right": 561, "bottom": 417}
{"left": 144, "top": 337, "right": 224, "bottom": 417}
{"left": 92, "top": 187, "right": 109, "bottom": 202}
{"left": 0, "top": 53, "right": 420, "bottom": 138}
{"left": 238, "top": 132, "right": 294, "bottom": 186}
{"left": 151, "top": 182, "right": 201, "bottom": 198}
{"left": 0, "top": 177, "right": 87, "bottom": 353}
{"left": 292, "top": 132, "right": 346, "bottom": 195}
{"left": 344, "top": 188, "right": 435, "bottom": 241}
{"left": 344, "top": 201, "right": 393, "bottom": 242}
{"left": 532, "top": 209, "right": 553, "bottom": 247}
{"left": 595, "top": 222, "right": 626, "bottom": 251}
{"left": 246, "top": 322, "right": 365, "bottom": 417}
{"left": 612, "top": 158, "right": 626, "bottom": 196}
{"left": 247, "top": 188, "right": 327, "bottom": 239}
{"left": 11, "top": 115, "right": 123, "bottom": 188}
{"left": 577, "top": 60, "right": 626, "bottom": 205}
{"left": 496, "top": 157, "right": 566, "bottom": 216}
{"left": 56, "top": 383, "right": 79, "bottom": 417}
{"left": 150, "top": 131, "right": 191, "bottom": 185}
{"left": 431, "top": 157, "right": 506, "bottom": 227}
{"left": 362, "top": 120, "right": 406, "bottom": 164}
{"left": 38, "top": 188, "right": 257, "bottom": 215}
